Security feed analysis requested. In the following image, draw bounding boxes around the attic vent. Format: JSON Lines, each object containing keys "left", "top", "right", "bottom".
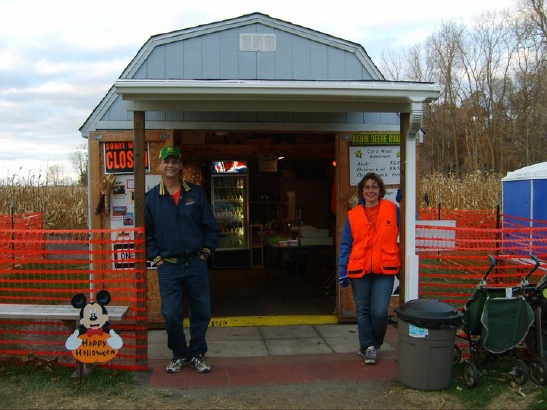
{"left": 239, "top": 34, "right": 276, "bottom": 52}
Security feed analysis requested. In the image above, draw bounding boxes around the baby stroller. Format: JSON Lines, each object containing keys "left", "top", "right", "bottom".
{"left": 522, "top": 256, "right": 547, "bottom": 385}
{"left": 460, "top": 254, "right": 538, "bottom": 388}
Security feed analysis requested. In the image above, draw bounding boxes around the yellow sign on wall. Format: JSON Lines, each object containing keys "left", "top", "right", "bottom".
{"left": 351, "top": 133, "right": 400, "bottom": 145}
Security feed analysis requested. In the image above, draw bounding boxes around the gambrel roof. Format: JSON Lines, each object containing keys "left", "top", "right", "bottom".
{"left": 80, "top": 12, "right": 391, "bottom": 136}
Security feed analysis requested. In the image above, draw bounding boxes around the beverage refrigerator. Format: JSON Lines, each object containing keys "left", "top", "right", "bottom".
{"left": 210, "top": 160, "right": 250, "bottom": 268}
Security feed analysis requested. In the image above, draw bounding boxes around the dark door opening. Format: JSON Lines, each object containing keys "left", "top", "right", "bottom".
{"left": 175, "top": 131, "right": 337, "bottom": 317}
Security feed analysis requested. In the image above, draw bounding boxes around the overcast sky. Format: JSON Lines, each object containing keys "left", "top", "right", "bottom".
{"left": 0, "top": 0, "right": 518, "bottom": 182}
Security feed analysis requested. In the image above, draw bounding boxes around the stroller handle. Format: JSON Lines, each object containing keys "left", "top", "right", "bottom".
{"left": 531, "top": 254, "right": 547, "bottom": 292}
{"left": 513, "top": 254, "right": 542, "bottom": 297}
{"left": 482, "top": 254, "right": 497, "bottom": 281}
{"left": 527, "top": 254, "right": 540, "bottom": 279}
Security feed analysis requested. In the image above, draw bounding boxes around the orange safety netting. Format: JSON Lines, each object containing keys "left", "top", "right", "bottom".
{"left": 417, "top": 209, "right": 547, "bottom": 308}
{"left": 0, "top": 213, "right": 44, "bottom": 262}
{"left": 1, "top": 209, "right": 547, "bottom": 371}
{"left": 0, "top": 212, "right": 43, "bottom": 230}
{"left": 420, "top": 208, "right": 500, "bottom": 229}
{"left": 0, "top": 228, "right": 148, "bottom": 371}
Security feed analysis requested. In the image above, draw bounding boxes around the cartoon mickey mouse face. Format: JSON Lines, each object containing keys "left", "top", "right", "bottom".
{"left": 70, "top": 289, "right": 112, "bottom": 335}
{"left": 80, "top": 301, "right": 109, "bottom": 330}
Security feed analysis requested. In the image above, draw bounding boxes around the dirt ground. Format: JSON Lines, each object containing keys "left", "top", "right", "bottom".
{"left": 126, "top": 378, "right": 539, "bottom": 409}
{"left": 2, "top": 366, "right": 544, "bottom": 409}
{"left": 172, "top": 382, "right": 453, "bottom": 409}
{"left": 125, "top": 378, "right": 460, "bottom": 409}
{"left": 2, "top": 357, "right": 545, "bottom": 409}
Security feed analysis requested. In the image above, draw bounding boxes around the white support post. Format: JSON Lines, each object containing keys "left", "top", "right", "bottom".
{"left": 404, "top": 103, "right": 422, "bottom": 301}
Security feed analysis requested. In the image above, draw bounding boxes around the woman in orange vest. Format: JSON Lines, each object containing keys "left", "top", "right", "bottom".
{"left": 338, "top": 172, "right": 400, "bottom": 365}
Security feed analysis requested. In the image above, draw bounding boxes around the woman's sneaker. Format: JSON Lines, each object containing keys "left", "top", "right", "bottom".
{"left": 190, "top": 355, "right": 211, "bottom": 373}
{"left": 364, "top": 346, "right": 377, "bottom": 365}
{"left": 166, "top": 357, "right": 188, "bottom": 373}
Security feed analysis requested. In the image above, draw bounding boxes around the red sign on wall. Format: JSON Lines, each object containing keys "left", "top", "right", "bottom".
{"left": 104, "top": 142, "right": 150, "bottom": 174}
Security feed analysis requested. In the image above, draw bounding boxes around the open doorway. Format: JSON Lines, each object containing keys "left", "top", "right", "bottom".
{"left": 177, "top": 131, "right": 337, "bottom": 317}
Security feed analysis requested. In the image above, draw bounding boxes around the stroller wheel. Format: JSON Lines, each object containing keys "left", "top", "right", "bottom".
{"left": 510, "top": 358, "right": 529, "bottom": 385}
{"left": 473, "top": 346, "right": 491, "bottom": 364}
{"left": 530, "top": 357, "right": 547, "bottom": 386}
{"left": 453, "top": 344, "right": 462, "bottom": 365}
{"left": 463, "top": 361, "right": 481, "bottom": 388}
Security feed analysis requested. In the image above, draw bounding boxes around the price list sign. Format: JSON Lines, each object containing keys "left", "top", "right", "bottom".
{"left": 349, "top": 145, "right": 400, "bottom": 186}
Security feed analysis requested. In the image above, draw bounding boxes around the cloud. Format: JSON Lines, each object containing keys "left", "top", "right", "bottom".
{"left": 0, "top": 0, "right": 517, "bottom": 181}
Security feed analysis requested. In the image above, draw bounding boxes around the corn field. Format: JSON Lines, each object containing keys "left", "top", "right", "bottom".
{"left": 419, "top": 171, "right": 503, "bottom": 210}
{"left": 0, "top": 172, "right": 503, "bottom": 230}
{"left": 0, "top": 173, "right": 88, "bottom": 230}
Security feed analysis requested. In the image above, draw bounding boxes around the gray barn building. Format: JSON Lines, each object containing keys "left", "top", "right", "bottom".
{"left": 80, "top": 12, "right": 439, "bottom": 325}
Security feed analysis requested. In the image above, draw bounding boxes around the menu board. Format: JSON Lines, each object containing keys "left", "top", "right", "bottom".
{"left": 109, "top": 174, "right": 161, "bottom": 269}
{"left": 349, "top": 145, "right": 400, "bottom": 186}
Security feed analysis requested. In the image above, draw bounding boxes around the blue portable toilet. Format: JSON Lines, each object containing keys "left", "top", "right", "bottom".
{"left": 501, "top": 162, "right": 547, "bottom": 227}
{"left": 502, "top": 162, "right": 547, "bottom": 228}
{"left": 502, "top": 162, "right": 547, "bottom": 256}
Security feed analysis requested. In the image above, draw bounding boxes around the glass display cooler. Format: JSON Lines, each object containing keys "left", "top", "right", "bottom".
{"left": 211, "top": 160, "right": 250, "bottom": 268}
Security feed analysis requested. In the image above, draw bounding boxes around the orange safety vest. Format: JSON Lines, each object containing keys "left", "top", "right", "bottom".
{"left": 346, "top": 200, "right": 400, "bottom": 278}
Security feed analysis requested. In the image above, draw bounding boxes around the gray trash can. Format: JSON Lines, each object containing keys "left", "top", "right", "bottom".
{"left": 394, "top": 298, "right": 463, "bottom": 391}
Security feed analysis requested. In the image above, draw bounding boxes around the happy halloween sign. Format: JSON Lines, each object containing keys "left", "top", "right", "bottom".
{"left": 65, "top": 291, "right": 123, "bottom": 364}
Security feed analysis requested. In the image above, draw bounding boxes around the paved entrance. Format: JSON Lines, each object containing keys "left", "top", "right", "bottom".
{"left": 146, "top": 322, "right": 398, "bottom": 389}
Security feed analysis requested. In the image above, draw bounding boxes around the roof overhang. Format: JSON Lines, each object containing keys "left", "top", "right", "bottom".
{"left": 114, "top": 79, "right": 440, "bottom": 115}
{"left": 113, "top": 78, "right": 440, "bottom": 303}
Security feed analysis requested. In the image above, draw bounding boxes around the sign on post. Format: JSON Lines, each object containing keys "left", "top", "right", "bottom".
{"left": 349, "top": 145, "right": 400, "bottom": 186}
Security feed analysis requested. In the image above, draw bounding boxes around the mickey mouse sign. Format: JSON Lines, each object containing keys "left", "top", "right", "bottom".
{"left": 65, "top": 290, "right": 123, "bottom": 364}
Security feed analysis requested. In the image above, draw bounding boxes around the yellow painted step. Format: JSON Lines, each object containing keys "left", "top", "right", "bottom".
{"left": 183, "top": 315, "right": 338, "bottom": 327}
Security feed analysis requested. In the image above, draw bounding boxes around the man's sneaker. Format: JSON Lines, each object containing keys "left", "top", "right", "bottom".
{"left": 364, "top": 346, "right": 377, "bottom": 365}
{"left": 358, "top": 347, "right": 366, "bottom": 357}
{"left": 190, "top": 354, "right": 211, "bottom": 373}
{"left": 166, "top": 357, "right": 188, "bottom": 373}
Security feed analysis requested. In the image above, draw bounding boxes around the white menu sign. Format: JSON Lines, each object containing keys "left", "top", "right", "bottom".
{"left": 349, "top": 146, "right": 400, "bottom": 186}
{"left": 110, "top": 174, "right": 161, "bottom": 269}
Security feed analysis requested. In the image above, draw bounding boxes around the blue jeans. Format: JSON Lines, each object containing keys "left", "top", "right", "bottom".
{"left": 350, "top": 274, "right": 395, "bottom": 350}
{"left": 157, "top": 256, "right": 211, "bottom": 359}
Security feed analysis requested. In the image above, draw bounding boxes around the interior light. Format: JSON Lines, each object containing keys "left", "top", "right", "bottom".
{"left": 277, "top": 156, "right": 285, "bottom": 160}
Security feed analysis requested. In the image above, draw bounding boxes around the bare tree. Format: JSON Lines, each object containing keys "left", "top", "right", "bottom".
{"left": 460, "top": 11, "right": 516, "bottom": 173}
{"left": 424, "top": 21, "right": 467, "bottom": 177}
{"left": 70, "top": 143, "right": 88, "bottom": 186}
{"left": 379, "top": 49, "right": 405, "bottom": 81}
{"left": 46, "top": 165, "right": 63, "bottom": 186}
{"left": 380, "top": 1, "right": 546, "bottom": 178}
{"left": 379, "top": 44, "right": 430, "bottom": 82}
{"left": 506, "top": 0, "right": 547, "bottom": 168}
{"left": 527, "top": 0, "right": 547, "bottom": 45}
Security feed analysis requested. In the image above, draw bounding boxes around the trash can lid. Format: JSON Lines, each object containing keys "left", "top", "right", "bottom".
{"left": 395, "top": 298, "right": 463, "bottom": 327}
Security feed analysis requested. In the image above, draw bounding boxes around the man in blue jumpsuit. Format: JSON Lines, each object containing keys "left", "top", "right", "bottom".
{"left": 145, "top": 146, "right": 219, "bottom": 374}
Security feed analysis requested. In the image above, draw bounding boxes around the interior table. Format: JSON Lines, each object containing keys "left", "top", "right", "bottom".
{"left": 265, "top": 242, "right": 335, "bottom": 299}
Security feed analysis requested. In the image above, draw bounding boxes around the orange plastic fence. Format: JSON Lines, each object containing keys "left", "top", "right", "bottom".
{"left": 1, "top": 210, "right": 547, "bottom": 371}
{"left": 417, "top": 209, "right": 547, "bottom": 307}
{"left": 420, "top": 208, "right": 500, "bottom": 229}
{"left": 0, "top": 212, "right": 43, "bottom": 230}
{"left": 0, "top": 228, "right": 148, "bottom": 371}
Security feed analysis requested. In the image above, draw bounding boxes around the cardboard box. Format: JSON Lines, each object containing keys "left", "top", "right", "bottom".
{"left": 300, "top": 226, "right": 329, "bottom": 238}
{"left": 299, "top": 237, "right": 333, "bottom": 246}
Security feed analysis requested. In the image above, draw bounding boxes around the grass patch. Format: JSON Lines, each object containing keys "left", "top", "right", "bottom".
{"left": 0, "top": 359, "right": 155, "bottom": 409}
{"left": 448, "top": 359, "right": 547, "bottom": 409}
